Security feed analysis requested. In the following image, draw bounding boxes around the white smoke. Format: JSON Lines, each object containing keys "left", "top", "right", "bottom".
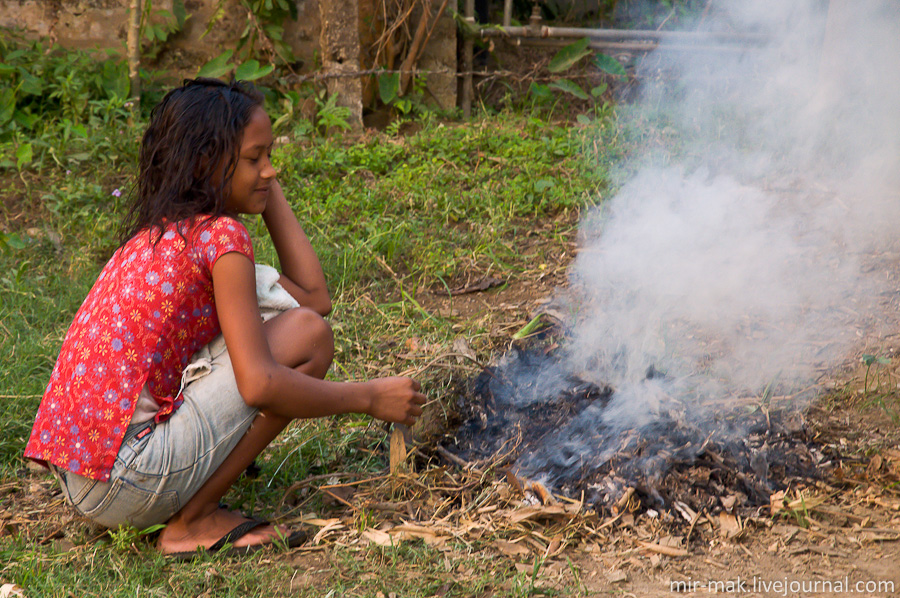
{"left": 557, "top": 0, "right": 900, "bottom": 409}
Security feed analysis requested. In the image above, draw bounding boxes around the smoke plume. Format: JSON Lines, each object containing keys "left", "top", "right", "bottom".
{"left": 496, "top": 1, "right": 900, "bottom": 486}
{"left": 557, "top": 0, "right": 900, "bottom": 403}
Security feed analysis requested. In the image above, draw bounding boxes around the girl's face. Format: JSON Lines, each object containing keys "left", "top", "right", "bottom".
{"left": 224, "top": 106, "right": 276, "bottom": 215}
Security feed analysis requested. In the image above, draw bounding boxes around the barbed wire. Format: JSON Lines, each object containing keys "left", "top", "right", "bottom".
{"left": 284, "top": 67, "right": 616, "bottom": 84}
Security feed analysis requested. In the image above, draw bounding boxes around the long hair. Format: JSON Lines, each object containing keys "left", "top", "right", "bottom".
{"left": 118, "top": 78, "right": 265, "bottom": 245}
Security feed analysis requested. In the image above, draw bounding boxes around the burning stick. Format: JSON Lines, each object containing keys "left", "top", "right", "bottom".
{"left": 530, "top": 481, "right": 557, "bottom": 505}
{"left": 614, "top": 487, "right": 636, "bottom": 513}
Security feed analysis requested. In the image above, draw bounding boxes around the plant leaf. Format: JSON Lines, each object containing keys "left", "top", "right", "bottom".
{"left": 0, "top": 87, "right": 15, "bottom": 126}
{"left": 101, "top": 60, "right": 130, "bottom": 100}
{"left": 528, "top": 82, "right": 553, "bottom": 102}
{"left": 15, "top": 142, "right": 33, "bottom": 169}
{"left": 197, "top": 50, "right": 234, "bottom": 79}
{"left": 592, "top": 53, "right": 627, "bottom": 76}
{"left": 173, "top": 0, "right": 188, "bottom": 28}
{"left": 13, "top": 109, "right": 38, "bottom": 130}
{"left": 18, "top": 70, "right": 43, "bottom": 96}
{"left": 202, "top": 0, "right": 228, "bottom": 39}
{"left": 548, "top": 38, "right": 592, "bottom": 73}
{"left": 0, "top": 232, "right": 27, "bottom": 251}
{"left": 548, "top": 79, "right": 589, "bottom": 100}
{"left": 235, "top": 59, "right": 274, "bottom": 81}
{"left": 378, "top": 72, "right": 400, "bottom": 105}
{"left": 591, "top": 82, "right": 608, "bottom": 97}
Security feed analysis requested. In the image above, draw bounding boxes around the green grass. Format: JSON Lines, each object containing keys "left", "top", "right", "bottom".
{"left": 0, "top": 38, "right": 620, "bottom": 592}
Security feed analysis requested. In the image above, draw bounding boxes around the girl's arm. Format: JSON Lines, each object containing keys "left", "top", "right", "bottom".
{"left": 213, "top": 252, "right": 425, "bottom": 424}
{"left": 262, "top": 180, "right": 332, "bottom": 316}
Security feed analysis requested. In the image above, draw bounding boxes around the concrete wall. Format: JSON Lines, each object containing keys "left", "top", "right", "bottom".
{"left": 0, "top": 0, "right": 456, "bottom": 109}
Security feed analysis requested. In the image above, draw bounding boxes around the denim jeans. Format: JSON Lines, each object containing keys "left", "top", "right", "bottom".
{"left": 54, "top": 335, "right": 258, "bottom": 530}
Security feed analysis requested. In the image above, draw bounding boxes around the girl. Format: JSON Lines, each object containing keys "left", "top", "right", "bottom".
{"left": 24, "top": 78, "right": 426, "bottom": 558}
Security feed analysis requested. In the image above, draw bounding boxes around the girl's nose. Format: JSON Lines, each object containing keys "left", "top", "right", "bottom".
{"left": 262, "top": 158, "right": 277, "bottom": 179}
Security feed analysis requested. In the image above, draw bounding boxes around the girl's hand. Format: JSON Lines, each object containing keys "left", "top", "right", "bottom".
{"left": 262, "top": 180, "right": 332, "bottom": 316}
{"left": 365, "top": 377, "right": 427, "bottom": 426}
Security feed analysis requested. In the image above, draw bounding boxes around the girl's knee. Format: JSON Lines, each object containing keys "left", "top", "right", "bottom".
{"left": 275, "top": 308, "right": 335, "bottom": 375}
{"left": 284, "top": 307, "right": 334, "bottom": 348}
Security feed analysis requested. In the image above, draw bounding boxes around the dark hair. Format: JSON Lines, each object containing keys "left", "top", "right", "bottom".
{"left": 118, "top": 78, "right": 265, "bottom": 244}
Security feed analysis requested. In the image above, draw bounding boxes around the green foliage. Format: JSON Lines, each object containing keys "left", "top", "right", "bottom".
{"left": 548, "top": 79, "right": 589, "bottom": 100}
{"left": 235, "top": 59, "right": 275, "bottom": 81}
{"left": 140, "top": 0, "right": 189, "bottom": 60}
{"left": 205, "top": 0, "right": 297, "bottom": 66}
{"left": 108, "top": 524, "right": 166, "bottom": 552}
{"left": 378, "top": 72, "right": 401, "bottom": 105}
{"left": 528, "top": 39, "right": 625, "bottom": 116}
{"left": 547, "top": 38, "right": 593, "bottom": 73}
{"left": 314, "top": 93, "right": 352, "bottom": 133}
{"left": 197, "top": 49, "right": 235, "bottom": 78}
{"left": 862, "top": 353, "right": 891, "bottom": 394}
{"left": 197, "top": 50, "right": 275, "bottom": 82}
{"left": 0, "top": 30, "right": 134, "bottom": 172}
{"left": 375, "top": 73, "right": 431, "bottom": 117}
{"left": 593, "top": 53, "right": 627, "bottom": 76}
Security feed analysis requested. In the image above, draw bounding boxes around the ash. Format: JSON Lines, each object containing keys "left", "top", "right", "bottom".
{"left": 448, "top": 346, "right": 829, "bottom": 514}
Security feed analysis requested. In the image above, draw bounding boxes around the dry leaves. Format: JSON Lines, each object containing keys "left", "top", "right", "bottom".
{"left": 0, "top": 584, "right": 25, "bottom": 598}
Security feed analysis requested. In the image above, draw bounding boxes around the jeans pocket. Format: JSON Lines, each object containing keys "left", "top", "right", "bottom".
{"left": 81, "top": 477, "right": 180, "bottom": 529}
{"left": 61, "top": 470, "right": 102, "bottom": 507}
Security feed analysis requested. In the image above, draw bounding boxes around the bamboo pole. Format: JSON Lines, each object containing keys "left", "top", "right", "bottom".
{"left": 461, "top": 0, "right": 475, "bottom": 118}
{"left": 127, "top": 0, "right": 141, "bottom": 103}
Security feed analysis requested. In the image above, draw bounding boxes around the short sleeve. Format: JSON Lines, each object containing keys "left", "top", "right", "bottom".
{"left": 193, "top": 216, "right": 254, "bottom": 273}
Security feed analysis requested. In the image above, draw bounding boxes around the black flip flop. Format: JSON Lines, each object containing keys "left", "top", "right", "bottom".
{"left": 167, "top": 518, "right": 308, "bottom": 561}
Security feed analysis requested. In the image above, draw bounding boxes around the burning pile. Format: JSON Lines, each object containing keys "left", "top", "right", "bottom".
{"left": 446, "top": 344, "right": 830, "bottom": 516}
{"left": 443, "top": 0, "right": 896, "bottom": 524}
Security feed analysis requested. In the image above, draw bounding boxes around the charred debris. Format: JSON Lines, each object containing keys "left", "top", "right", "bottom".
{"left": 443, "top": 342, "right": 832, "bottom": 517}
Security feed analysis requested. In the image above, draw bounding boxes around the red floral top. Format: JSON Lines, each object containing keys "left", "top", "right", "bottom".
{"left": 24, "top": 216, "right": 254, "bottom": 481}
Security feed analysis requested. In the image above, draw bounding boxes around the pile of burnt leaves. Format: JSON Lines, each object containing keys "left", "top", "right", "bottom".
{"left": 443, "top": 346, "right": 833, "bottom": 516}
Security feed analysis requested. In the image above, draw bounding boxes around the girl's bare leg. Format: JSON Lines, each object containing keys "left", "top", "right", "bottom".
{"left": 157, "top": 308, "right": 333, "bottom": 554}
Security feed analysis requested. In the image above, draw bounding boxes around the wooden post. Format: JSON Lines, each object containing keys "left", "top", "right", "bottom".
{"left": 319, "top": 0, "right": 363, "bottom": 131}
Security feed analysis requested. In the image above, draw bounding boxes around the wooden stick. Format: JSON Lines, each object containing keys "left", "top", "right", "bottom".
{"left": 435, "top": 445, "right": 469, "bottom": 469}
{"left": 399, "top": 0, "right": 453, "bottom": 96}
{"left": 530, "top": 481, "right": 556, "bottom": 505}
{"left": 320, "top": 488, "right": 358, "bottom": 510}
{"left": 686, "top": 509, "right": 704, "bottom": 546}
{"left": 614, "top": 487, "right": 635, "bottom": 513}
{"left": 637, "top": 540, "right": 688, "bottom": 558}
{"left": 398, "top": 0, "right": 432, "bottom": 95}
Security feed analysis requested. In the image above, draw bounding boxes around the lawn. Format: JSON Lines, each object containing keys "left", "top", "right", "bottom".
{"left": 0, "top": 35, "right": 621, "bottom": 596}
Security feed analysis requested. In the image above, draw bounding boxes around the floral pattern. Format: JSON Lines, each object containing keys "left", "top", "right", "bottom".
{"left": 25, "top": 216, "right": 254, "bottom": 481}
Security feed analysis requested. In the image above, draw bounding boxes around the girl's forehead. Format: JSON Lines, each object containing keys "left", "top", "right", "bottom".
{"left": 241, "top": 107, "right": 273, "bottom": 148}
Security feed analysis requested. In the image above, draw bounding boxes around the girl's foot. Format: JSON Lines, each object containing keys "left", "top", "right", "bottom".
{"left": 157, "top": 505, "right": 292, "bottom": 555}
